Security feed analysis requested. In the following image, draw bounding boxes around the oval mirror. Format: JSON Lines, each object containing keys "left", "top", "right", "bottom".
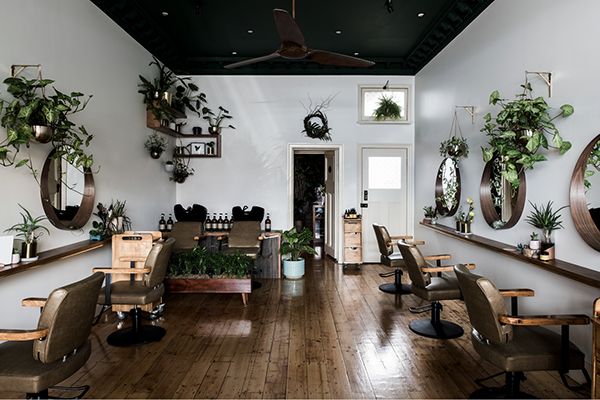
{"left": 480, "top": 157, "right": 526, "bottom": 229}
{"left": 570, "top": 134, "right": 600, "bottom": 251}
{"left": 435, "top": 157, "right": 461, "bottom": 216}
{"left": 40, "top": 150, "right": 95, "bottom": 230}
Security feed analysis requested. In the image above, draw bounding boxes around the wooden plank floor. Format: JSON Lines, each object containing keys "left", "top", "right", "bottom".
{"left": 1, "top": 251, "right": 588, "bottom": 399}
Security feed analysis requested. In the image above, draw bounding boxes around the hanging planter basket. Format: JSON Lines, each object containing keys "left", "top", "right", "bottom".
{"left": 439, "top": 111, "right": 469, "bottom": 160}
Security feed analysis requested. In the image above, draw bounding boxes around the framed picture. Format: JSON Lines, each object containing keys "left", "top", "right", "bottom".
{"left": 358, "top": 85, "right": 410, "bottom": 124}
{"left": 190, "top": 142, "right": 206, "bottom": 155}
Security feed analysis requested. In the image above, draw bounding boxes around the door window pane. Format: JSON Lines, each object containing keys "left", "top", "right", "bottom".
{"left": 369, "top": 157, "right": 402, "bottom": 189}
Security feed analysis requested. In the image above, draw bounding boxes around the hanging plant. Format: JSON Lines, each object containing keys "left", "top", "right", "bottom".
{"left": 301, "top": 95, "right": 334, "bottom": 141}
{"left": 170, "top": 159, "right": 194, "bottom": 184}
{"left": 585, "top": 140, "right": 600, "bottom": 191}
{"left": 373, "top": 95, "right": 401, "bottom": 121}
{"left": 439, "top": 111, "right": 469, "bottom": 159}
{"left": 144, "top": 132, "right": 168, "bottom": 159}
{"left": 481, "top": 82, "right": 574, "bottom": 190}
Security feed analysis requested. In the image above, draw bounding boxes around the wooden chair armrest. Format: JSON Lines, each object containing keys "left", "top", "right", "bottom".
{"left": 499, "top": 289, "right": 535, "bottom": 297}
{"left": 390, "top": 235, "right": 413, "bottom": 241}
{"left": 499, "top": 314, "right": 590, "bottom": 326}
{"left": 405, "top": 240, "right": 425, "bottom": 246}
{"left": 118, "top": 256, "right": 147, "bottom": 262}
{"left": 421, "top": 263, "right": 475, "bottom": 273}
{"left": 0, "top": 328, "right": 49, "bottom": 341}
{"left": 92, "top": 267, "right": 151, "bottom": 274}
{"left": 258, "top": 235, "right": 264, "bottom": 241}
{"left": 216, "top": 235, "right": 227, "bottom": 241}
{"left": 21, "top": 297, "right": 47, "bottom": 308}
{"left": 423, "top": 254, "right": 452, "bottom": 261}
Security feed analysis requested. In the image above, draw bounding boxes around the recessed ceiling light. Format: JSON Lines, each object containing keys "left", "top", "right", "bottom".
{"left": 417, "top": 12, "right": 425, "bottom": 17}
{"left": 354, "top": 52, "right": 359, "bottom": 56}
{"left": 161, "top": 11, "right": 169, "bottom": 16}
{"left": 247, "top": 29, "right": 254, "bottom": 34}
{"left": 335, "top": 30, "right": 342, "bottom": 35}
{"left": 232, "top": 51, "right": 238, "bottom": 55}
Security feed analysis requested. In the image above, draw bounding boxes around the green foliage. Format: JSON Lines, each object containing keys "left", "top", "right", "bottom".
{"left": 170, "top": 159, "right": 194, "bottom": 183}
{"left": 585, "top": 140, "right": 600, "bottom": 191}
{"left": 168, "top": 247, "right": 252, "bottom": 278}
{"left": 0, "top": 76, "right": 94, "bottom": 176}
{"left": 530, "top": 232, "right": 538, "bottom": 241}
{"left": 144, "top": 132, "right": 168, "bottom": 152}
{"left": 373, "top": 95, "right": 401, "bottom": 121}
{"left": 5, "top": 204, "right": 50, "bottom": 244}
{"left": 423, "top": 205, "right": 437, "bottom": 218}
{"left": 525, "top": 201, "right": 567, "bottom": 234}
{"left": 202, "top": 105, "right": 235, "bottom": 129}
{"left": 172, "top": 82, "right": 206, "bottom": 118}
{"left": 439, "top": 136, "right": 469, "bottom": 159}
{"left": 481, "top": 82, "right": 574, "bottom": 190}
{"left": 280, "top": 227, "right": 317, "bottom": 261}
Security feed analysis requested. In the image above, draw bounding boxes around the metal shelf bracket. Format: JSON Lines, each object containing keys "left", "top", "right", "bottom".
{"left": 526, "top": 71, "right": 552, "bottom": 97}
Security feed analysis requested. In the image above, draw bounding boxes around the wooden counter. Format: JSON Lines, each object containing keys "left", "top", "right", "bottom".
{"left": 0, "top": 238, "right": 111, "bottom": 279}
{"left": 419, "top": 222, "right": 600, "bottom": 288}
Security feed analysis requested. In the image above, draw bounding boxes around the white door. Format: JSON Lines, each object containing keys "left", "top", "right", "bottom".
{"left": 324, "top": 151, "right": 335, "bottom": 258}
{"left": 360, "top": 147, "right": 410, "bottom": 263}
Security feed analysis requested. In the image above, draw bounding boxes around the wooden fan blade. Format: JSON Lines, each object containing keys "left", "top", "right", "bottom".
{"left": 273, "top": 9, "right": 305, "bottom": 46}
{"left": 307, "top": 50, "right": 375, "bottom": 68}
{"left": 224, "top": 53, "right": 281, "bottom": 69}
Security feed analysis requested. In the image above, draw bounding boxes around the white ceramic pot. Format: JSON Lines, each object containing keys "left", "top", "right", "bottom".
{"left": 283, "top": 258, "right": 305, "bottom": 279}
{"left": 164, "top": 162, "right": 175, "bottom": 173}
{"left": 529, "top": 240, "right": 540, "bottom": 250}
{"left": 11, "top": 253, "right": 20, "bottom": 264}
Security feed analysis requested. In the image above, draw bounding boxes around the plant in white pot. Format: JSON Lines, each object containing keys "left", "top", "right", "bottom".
{"left": 5, "top": 204, "right": 50, "bottom": 261}
{"left": 525, "top": 201, "right": 567, "bottom": 261}
{"left": 280, "top": 227, "right": 317, "bottom": 279}
{"left": 529, "top": 232, "right": 540, "bottom": 251}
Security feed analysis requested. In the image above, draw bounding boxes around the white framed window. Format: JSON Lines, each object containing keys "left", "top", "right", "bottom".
{"left": 358, "top": 85, "right": 410, "bottom": 124}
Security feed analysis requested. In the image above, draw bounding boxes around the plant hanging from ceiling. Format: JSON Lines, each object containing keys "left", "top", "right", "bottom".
{"left": 301, "top": 95, "right": 334, "bottom": 142}
{"left": 0, "top": 74, "right": 95, "bottom": 178}
{"left": 373, "top": 94, "right": 401, "bottom": 121}
{"left": 439, "top": 111, "right": 469, "bottom": 160}
{"left": 481, "top": 81, "right": 574, "bottom": 190}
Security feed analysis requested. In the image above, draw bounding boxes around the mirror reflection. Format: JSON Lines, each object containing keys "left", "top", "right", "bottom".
{"left": 481, "top": 157, "right": 526, "bottom": 230}
{"left": 585, "top": 139, "right": 600, "bottom": 229}
{"left": 435, "top": 157, "right": 460, "bottom": 216}
{"left": 46, "top": 157, "right": 84, "bottom": 221}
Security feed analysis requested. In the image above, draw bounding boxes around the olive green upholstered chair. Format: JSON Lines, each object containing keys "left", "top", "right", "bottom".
{"left": 0, "top": 272, "right": 104, "bottom": 398}
{"left": 220, "top": 221, "right": 262, "bottom": 259}
{"left": 372, "top": 223, "right": 413, "bottom": 295}
{"left": 454, "top": 264, "right": 590, "bottom": 398}
{"left": 96, "top": 237, "right": 175, "bottom": 347}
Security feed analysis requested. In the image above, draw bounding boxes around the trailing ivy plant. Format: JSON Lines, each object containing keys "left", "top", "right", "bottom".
{"left": 481, "top": 82, "right": 574, "bottom": 189}
{"left": 585, "top": 140, "right": 600, "bottom": 191}
{"left": 0, "top": 76, "right": 94, "bottom": 177}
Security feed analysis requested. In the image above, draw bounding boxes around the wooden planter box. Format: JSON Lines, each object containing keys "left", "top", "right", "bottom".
{"left": 165, "top": 278, "right": 251, "bottom": 305}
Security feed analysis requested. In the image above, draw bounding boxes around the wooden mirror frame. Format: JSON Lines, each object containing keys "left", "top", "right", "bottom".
{"left": 435, "top": 157, "right": 461, "bottom": 216}
{"left": 570, "top": 134, "right": 600, "bottom": 251}
{"left": 40, "top": 150, "right": 95, "bottom": 230}
{"left": 480, "top": 159, "right": 526, "bottom": 229}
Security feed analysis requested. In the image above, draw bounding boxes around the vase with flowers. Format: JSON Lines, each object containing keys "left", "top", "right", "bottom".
{"left": 455, "top": 197, "right": 475, "bottom": 234}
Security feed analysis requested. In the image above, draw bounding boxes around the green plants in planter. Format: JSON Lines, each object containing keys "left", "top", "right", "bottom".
{"left": 481, "top": 82, "right": 574, "bottom": 190}
{"left": 423, "top": 205, "right": 438, "bottom": 223}
{"left": 89, "top": 202, "right": 111, "bottom": 240}
{"left": 168, "top": 247, "right": 252, "bottom": 279}
{"left": 202, "top": 105, "right": 235, "bottom": 134}
{"left": 525, "top": 201, "right": 567, "bottom": 259}
{"left": 170, "top": 159, "right": 194, "bottom": 183}
{"left": 439, "top": 136, "right": 469, "bottom": 159}
{"left": 5, "top": 204, "right": 50, "bottom": 260}
{"left": 585, "top": 140, "right": 600, "bottom": 191}
{"left": 172, "top": 82, "right": 206, "bottom": 118}
{"left": 373, "top": 95, "right": 401, "bottom": 121}
{"left": 107, "top": 199, "right": 132, "bottom": 234}
{"left": 144, "top": 132, "right": 168, "bottom": 159}
{"left": 0, "top": 76, "right": 94, "bottom": 176}
{"left": 280, "top": 227, "right": 317, "bottom": 279}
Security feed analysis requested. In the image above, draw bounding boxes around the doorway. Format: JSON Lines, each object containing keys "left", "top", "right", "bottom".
{"left": 360, "top": 145, "right": 413, "bottom": 263}
{"left": 288, "top": 145, "right": 342, "bottom": 261}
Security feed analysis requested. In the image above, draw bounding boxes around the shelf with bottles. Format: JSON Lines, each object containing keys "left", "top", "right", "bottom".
{"left": 173, "top": 134, "right": 221, "bottom": 158}
{"left": 157, "top": 213, "right": 175, "bottom": 233}
{"left": 202, "top": 212, "right": 272, "bottom": 233}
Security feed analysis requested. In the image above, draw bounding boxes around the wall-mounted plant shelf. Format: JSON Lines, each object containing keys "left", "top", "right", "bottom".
{"left": 419, "top": 221, "right": 600, "bottom": 288}
{"left": 174, "top": 134, "right": 221, "bottom": 159}
{"left": 146, "top": 108, "right": 187, "bottom": 138}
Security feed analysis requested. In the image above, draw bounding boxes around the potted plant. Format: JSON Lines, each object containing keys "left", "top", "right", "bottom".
{"left": 170, "top": 159, "right": 194, "bottom": 183}
{"left": 144, "top": 132, "right": 168, "bottom": 159}
{"left": 202, "top": 105, "right": 235, "bottom": 134}
{"left": 423, "top": 205, "right": 438, "bottom": 224}
{"left": 481, "top": 82, "right": 574, "bottom": 190}
{"left": 0, "top": 76, "right": 95, "bottom": 175}
{"left": 11, "top": 248, "right": 20, "bottom": 264}
{"left": 525, "top": 201, "right": 567, "bottom": 260}
{"left": 439, "top": 136, "right": 469, "bottom": 159}
{"left": 529, "top": 232, "right": 540, "bottom": 252}
{"left": 373, "top": 95, "right": 401, "bottom": 121}
{"left": 108, "top": 200, "right": 132, "bottom": 234}
{"left": 89, "top": 203, "right": 111, "bottom": 240}
{"left": 5, "top": 204, "right": 50, "bottom": 261}
{"left": 280, "top": 227, "right": 317, "bottom": 279}
{"left": 455, "top": 197, "right": 475, "bottom": 235}
{"left": 172, "top": 83, "right": 206, "bottom": 118}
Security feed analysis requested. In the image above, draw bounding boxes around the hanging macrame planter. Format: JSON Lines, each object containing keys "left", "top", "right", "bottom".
{"left": 439, "top": 111, "right": 469, "bottom": 159}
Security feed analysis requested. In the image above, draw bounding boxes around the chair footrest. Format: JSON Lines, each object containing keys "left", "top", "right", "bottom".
{"left": 379, "top": 271, "right": 396, "bottom": 278}
{"left": 409, "top": 304, "right": 433, "bottom": 314}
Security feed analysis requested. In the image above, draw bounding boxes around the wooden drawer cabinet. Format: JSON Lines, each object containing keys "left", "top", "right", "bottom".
{"left": 593, "top": 298, "right": 600, "bottom": 399}
{"left": 343, "top": 218, "right": 362, "bottom": 265}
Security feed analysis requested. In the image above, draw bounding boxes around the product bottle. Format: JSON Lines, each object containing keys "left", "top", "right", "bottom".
{"left": 166, "top": 214, "right": 174, "bottom": 232}
{"left": 205, "top": 214, "right": 212, "bottom": 232}
{"left": 265, "top": 213, "right": 272, "bottom": 232}
{"left": 212, "top": 213, "right": 218, "bottom": 231}
{"left": 223, "top": 213, "right": 230, "bottom": 231}
{"left": 217, "top": 213, "right": 224, "bottom": 231}
{"left": 230, "top": 215, "right": 234, "bottom": 230}
{"left": 159, "top": 213, "right": 166, "bottom": 232}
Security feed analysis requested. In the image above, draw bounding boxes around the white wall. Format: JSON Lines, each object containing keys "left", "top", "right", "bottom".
{"left": 176, "top": 75, "right": 415, "bottom": 231}
{"left": 415, "top": 0, "right": 600, "bottom": 364}
{"left": 0, "top": 0, "right": 175, "bottom": 328}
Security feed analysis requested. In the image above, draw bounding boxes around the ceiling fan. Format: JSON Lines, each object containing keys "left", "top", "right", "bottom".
{"left": 224, "top": 6, "right": 375, "bottom": 69}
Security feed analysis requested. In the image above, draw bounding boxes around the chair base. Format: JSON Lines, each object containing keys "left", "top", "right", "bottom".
{"left": 107, "top": 324, "right": 166, "bottom": 347}
{"left": 469, "top": 387, "right": 535, "bottom": 399}
{"left": 27, "top": 384, "right": 90, "bottom": 399}
{"left": 379, "top": 282, "right": 412, "bottom": 294}
{"left": 409, "top": 319, "right": 464, "bottom": 339}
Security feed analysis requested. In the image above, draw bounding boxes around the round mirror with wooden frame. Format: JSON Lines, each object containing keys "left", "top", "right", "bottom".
{"left": 480, "top": 157, "right": 526, "bottom": 229}
{"left": 435, "top": 157, "right": 461, "bottom": 216}
{"left": 40, "top": 150, "right": 95, "bottom": 230}
{"left": 570, "top": 134, "right": 600, "bottom": 251}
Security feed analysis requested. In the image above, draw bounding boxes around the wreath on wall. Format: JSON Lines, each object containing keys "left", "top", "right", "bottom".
{"left": 301, "top": 95, "right": 336, "bottom": 142}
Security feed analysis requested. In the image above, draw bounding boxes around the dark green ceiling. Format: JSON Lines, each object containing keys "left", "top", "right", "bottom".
{"left": 91, "top": 0, "right": 493, "bottom": 75}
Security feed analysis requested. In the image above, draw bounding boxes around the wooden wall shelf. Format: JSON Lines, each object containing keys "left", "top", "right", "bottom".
{"left": 419, "top": 222, "right": 600, "bottom": 288}
{"left": 0, "top": 238, "right": 111, "bottom": 279}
